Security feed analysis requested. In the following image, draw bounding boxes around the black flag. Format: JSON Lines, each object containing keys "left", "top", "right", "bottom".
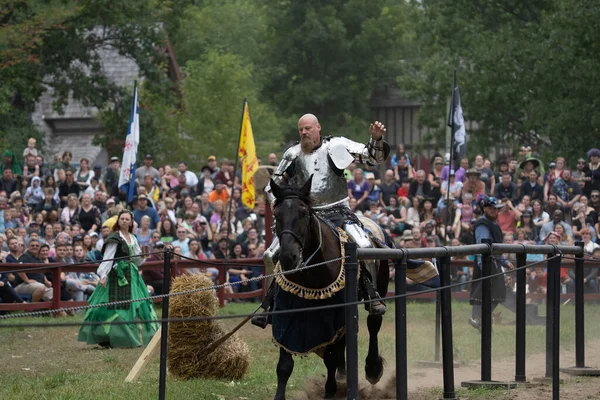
{"left": 447, "top": 85, "right": 466, "bottom": 168}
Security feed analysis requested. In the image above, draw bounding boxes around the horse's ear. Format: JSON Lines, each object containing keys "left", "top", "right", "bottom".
{"left": 269, "top": 179, "right": 282, "bottom": 199}
{"left": 300, "top": 175, "right": 313, "bottom": 197}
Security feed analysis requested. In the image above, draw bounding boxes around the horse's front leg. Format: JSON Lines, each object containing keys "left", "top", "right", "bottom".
{"left": 274, "top": 348, "right": 294, "bottom": 400}
{"left": 323, "top": 343, "right": 339, "bottom": 399}
{"left": 365, "top": 314, "right": 384, "bottom": 384}
{"left": 335, "top": 334, "right": 346, "bottom": 381}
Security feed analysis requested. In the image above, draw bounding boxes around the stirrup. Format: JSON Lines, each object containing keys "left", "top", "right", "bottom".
{"left": 251, "top": 313, "right": 269, "bottom": 329}
{"left": 365, "top": 295, "right": 387, "bottom": 316}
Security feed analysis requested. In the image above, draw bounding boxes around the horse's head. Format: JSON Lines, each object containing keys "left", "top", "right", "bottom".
{"left": 270, "top": 176, "right": 313, "bottom": 271}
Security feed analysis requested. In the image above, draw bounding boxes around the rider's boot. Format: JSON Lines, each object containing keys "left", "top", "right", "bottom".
{"left": 360, "top": 264, "right": 387, "bottom": 316}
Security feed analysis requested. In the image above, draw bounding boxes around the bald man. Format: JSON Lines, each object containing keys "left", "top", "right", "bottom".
{"left": 252, "top": 114, "right": 390, "bottom": 328}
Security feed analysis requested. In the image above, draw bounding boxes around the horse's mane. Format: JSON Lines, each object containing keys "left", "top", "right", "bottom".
{"left": 273, "top": 182, "right": 314, "bottom": 209}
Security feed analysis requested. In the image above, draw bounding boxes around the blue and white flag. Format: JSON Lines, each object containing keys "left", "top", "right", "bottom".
{"left": 118, "top": 82, "right": 140, "bottom": 203}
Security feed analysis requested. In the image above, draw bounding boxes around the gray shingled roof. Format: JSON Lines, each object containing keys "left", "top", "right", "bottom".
{"left": 31, "top": 35, "right": 141, "bottom": 165}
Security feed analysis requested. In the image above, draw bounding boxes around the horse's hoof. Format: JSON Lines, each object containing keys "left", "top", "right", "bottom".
{"left": 335, "top": 369, "right": 346, "bottom": 381}
{"left": 366, "top": 371, "right": 383, "bottom": 385}
{"left": 365, "top": 355, "right": 384, "bottom": 385}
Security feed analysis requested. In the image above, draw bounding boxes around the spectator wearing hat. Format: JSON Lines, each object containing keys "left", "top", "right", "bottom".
{"left": 398, "top": 229, "right": 418, "bottom": 248}
{"left": 104, "top": 157, "right": 120, "bottom": 197}
{"left": 101, "top": 198, "right": 116, "bottom": 223}
{"left": 462, "top": 168, "right": 485, "bottom": 199}
{"left": 469, "top": 196, "right": 515, "bottom": 331}
{"left": 135, "top": 154, "right": 160, "bottom": 186}
{"left": 133, "top": 194, "right": 160, "bottom": 230}
{"left": 197, "top": 166, "right": 215, "bottom": 195}
{"left": 365, "top": 172, "right": 381, "bottom": 204}
{"left": 201, "top": 155, "right": 220, "bottom": 180}
{"left": 583, "top": 148, "right": 600, "bottom": 196}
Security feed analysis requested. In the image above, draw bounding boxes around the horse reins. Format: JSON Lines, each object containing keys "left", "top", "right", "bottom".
{"left": 279, "top": 214, "right": 323, "bottom": 269}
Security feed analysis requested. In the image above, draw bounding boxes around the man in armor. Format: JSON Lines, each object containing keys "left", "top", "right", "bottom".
{"left": 253, "top": 114, "right": 390, "bottom": 327}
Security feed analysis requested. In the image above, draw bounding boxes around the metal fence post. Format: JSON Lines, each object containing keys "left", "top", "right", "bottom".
{"left": 439, "top": 255, "right": 456, "bottom": 399}
{"left": 562, "top": 241, "right": 600, "bottom": 376}
{"left": 575, "top": 243, "right": 585, "bottom": 368}
{"left": 545, "top": 253, "right": 555, "bottom": 379}
{"left": 549, "top": 251, "right": 562, "bottom": 400}
{"left": 481, "top": 238, "right": 493, "bottom": 382}
{"left": 515, "top": 252, "right": 527, "bottom": 382}
{"left": 159, "top": 250, "right": 172, "bottom": 400}
{"left": 396, "top": 251, "right": 408, "bottom": 400}
{"left": 344, "top": 242, "right": 359, "bottom": 400}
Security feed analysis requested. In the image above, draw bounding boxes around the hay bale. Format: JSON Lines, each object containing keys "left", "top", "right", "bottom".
{"left": 167, "top": 274, "right": 250, "bottom": 380}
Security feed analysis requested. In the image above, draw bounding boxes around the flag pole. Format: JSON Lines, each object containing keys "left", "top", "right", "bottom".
{"left": 127, "top": 80, "right": 138, "bottom": 203}
{"left": 227, "top": 98, "right": 247, "bottom": 233}
{"left": 444, "top": 70, "right": 457, "bottom": 246}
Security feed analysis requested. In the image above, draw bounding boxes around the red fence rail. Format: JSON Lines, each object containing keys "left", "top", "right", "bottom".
{"left": 0, "top": 258, "right": 265, "bottom": 313}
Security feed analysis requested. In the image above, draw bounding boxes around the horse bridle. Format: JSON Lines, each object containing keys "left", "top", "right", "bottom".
{"left": 277, "top": 201, "right": 323, "bottom": 268}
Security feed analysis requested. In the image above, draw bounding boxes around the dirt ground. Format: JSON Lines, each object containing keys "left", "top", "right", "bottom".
{"left": 293, "top": 340, "right": 600, "bottom": 399}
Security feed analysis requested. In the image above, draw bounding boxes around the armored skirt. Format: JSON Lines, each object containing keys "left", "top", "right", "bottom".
{"left": 78, "top": 233, "right": 158, "bottom": 347}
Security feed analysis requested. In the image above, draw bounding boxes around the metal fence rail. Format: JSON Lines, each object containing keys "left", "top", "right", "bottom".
{"left": 346, "top": 242, "right": 587, "bottom": 400}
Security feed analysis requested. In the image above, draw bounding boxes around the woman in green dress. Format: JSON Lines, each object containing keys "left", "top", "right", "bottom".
{"left": 78, "top": 210, "right": 158, "bottom": 347}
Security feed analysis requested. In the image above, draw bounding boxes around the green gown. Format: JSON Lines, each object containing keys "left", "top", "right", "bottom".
{"left": 78, "top": 233, "right": 158, "bottom": 347}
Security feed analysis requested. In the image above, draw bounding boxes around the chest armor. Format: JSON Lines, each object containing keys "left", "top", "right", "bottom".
{"left": 293, "top": 146, "right": 349, "bottom": 208}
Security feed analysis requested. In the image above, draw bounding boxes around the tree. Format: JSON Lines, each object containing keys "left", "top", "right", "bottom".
{"left": 398, "top": 0, "right": 600, "bottom": 163}
{"left": 260, "top": 0, "right": 414, "bottom": 142}
{"left": 0, "top": 0, "right": 173, "bottom": 158}
{"left": 179, "top": 50, "right": 283, "bottom": 163}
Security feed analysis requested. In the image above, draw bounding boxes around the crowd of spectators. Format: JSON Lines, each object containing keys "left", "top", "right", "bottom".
{"left": 348, "top": 145, "right": 600, "bottom": 295}
{"left": 2, "top": 137, "right": 600, "bottom": 308}
{"left": 1, "top": 138, "right": 275, "bottom": 308}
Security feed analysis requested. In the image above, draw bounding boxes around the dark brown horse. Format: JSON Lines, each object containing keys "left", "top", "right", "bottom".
{"left": 269, "top": 177, "right": 389, "bottom": 400}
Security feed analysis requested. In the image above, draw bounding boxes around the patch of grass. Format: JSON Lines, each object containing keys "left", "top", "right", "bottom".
{"left": 0, "top": 301, "right": 599, "bottom": 399}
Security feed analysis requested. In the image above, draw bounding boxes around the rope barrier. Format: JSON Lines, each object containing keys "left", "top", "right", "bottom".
{"left": 0, "top": 254, "right": 347, "bottom": 319}
{"left": 0, "top": 254, "right": 561, "bottom": 329}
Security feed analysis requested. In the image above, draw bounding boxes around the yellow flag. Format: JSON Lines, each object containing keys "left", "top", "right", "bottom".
{"left": 238, "top": 101, "right": 259, "bottom": 209}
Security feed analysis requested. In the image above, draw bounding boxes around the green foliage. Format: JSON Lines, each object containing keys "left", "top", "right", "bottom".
{"left": 179, "top": 51, "right": 282, "bottom": 163}
{"left": 0, "top": 109, "right": 42, "bottom": 158}
{"left": 399, "top": 0, "right": 600, "bottom": 163}
{"left": 260, "top": 0, "right": 413, "bottom": 142}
